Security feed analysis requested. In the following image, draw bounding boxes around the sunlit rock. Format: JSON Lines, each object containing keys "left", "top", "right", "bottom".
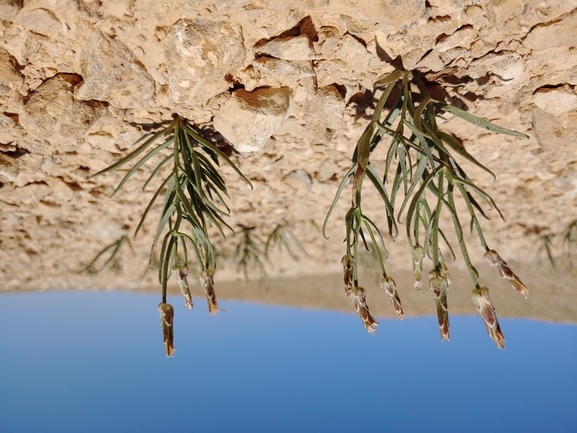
{"left": 0, "top": 48, "right": 23, "bottom": 96}
{"left": 162, "top": 18, "right": 244, "bottom": 106}
{"left": 532, "top": 109, "right": 577, "bottom": 152}
{"left": 435, "top": 25, "right": 475, "bottom": 52}
{"left": 21, "top": 74, "right": 107, "bottom": 146}
{"left": 252, "top": 57, "right": 315, "bottom": 82}
{"left": 468, "top": 52, "right": 524, "bottom": 83}
{"left": 15, "top": 8, "right": 64, "bottom": 37}
{"left": 255, "top": 35, "right": 315, "bottom": 60}
{"left": 302, "top": 85, "right": 345, "bottom": 144}
{"left": 533, "top": 89, "right": 577, "bottom": 116}
{"left": 75, "top": 30, "right": 155, "bottom": 109}
{"left": 314, "top": 26, "right": 340, "bottom": 58}
{"left": 0, "top": 152, "right": 19, "bottom": 183}
{"left": 523, "top": 11, "right": 577, "bottom": 51}
{"left": 213, "top": 87, "right": 293, "bottom": 152}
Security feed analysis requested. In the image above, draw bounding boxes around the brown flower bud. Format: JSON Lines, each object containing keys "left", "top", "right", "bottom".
{"left": 348, "top": 286, "right": 379, "bottom": 334}
{"left": 412, "top": 245, "right": 424, "bottom": 290}
{"left": 172, "top": 264, "right": 193, "bottom": 309}
{"left": 158, "top": 302, "right": 175, "bottom": 357}
{"left": 199, "top": 268, "right": 225, "bottom": 315}
{"left": 380, "top": 276, "right": 404, "bottom": 320}
{"left": 472, "top": 287, "right": 505, "bottom": 349}
{"left": 342, "top": 254, "right": 354, "bottom": 295}
{"left": 484, "top": 250, "right": 528, "bottom": 298}
{"left": 429, "top": 271, "right": 450, "bottom": 341}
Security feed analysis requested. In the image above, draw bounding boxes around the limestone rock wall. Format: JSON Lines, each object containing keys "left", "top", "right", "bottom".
{"left": 0, "top": 0, "right": 576, "bottom": 291}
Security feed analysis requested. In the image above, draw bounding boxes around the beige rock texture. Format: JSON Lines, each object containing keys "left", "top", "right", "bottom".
{"left": 213, "top": 87, "right": 294, "bottom": 151}
{"left": 0, "top": 0, "right": 576, "bottom": 300}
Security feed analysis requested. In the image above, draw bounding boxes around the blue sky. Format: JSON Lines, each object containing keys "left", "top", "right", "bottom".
{"left": 0, "top": 291, "right": 576, "bottom": 433}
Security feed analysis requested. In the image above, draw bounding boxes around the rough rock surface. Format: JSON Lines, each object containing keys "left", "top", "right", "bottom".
{"left": 214, "top": 87, "right": 294, "bottom": 152}
{"left": 75, "top": 29, "right": 155, "bottom": 109}
{"left": 0, "top": 0, "right": 576, "bottom": 292}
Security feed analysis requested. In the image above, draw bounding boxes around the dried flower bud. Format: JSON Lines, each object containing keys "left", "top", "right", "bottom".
{"left": 429, "top": 271, "right": 450, "bottom": 341}
{"left": 342, "top": 254, "right": 354, "bottom": 295}
{"left": 412, "top": 245, "right": 424, "bottom": 290}
{"left": 348, "top": 286, "right": 379, "bottom": 334}
{"left": 172, "top": 264, "right": 193, "bottom": 309}
{"left": 199, "top": 268, "right": 225, "bottom": 314}
{"left": 158, "top": 302, "right": 175, "bottom": 357}
{"left": 380, "top": 276, "right": 404, "bottom": 320}
{"left": 484, "top": 250, "right": 528, "bottom": 299}
{"left": 472, "top": 287, "right": 505, "bottom": 349}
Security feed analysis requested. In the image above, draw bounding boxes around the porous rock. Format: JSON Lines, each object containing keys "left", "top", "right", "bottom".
{"left": 523, "top": 10, "right": 577, "bottom": 51}
{"left": 75, "top": 29, "right": 155, "bottom": 109}
{"left": 21, "top": 74, "right": 107, "bottom": 146}
{"left": 15, "top": 8, "right": 64, "bottom": 37}
{"left": 0, "top": 152, "right": 19, "bottom": 182}
{"left": 162, "top": 18, "right": 244, "bottom": 105}
{"left": 303, "top": 86, "right": 345, "bottom": 144}
{"left": 213, "top": 87, "right": 293, "bottom": 152}
{"left": 533, "top": 89, "right": 577, "bottom": 116}
{"left": 255, "top": 35, "right": 315, "bottom": 60}
{"left": 252, "top": 58, "right": 315, "bottom": 82}
{"left": 0, "top": 48, "right": 23, "bottom": 97}
{"left": 436, "top": 25, "right": 475, "bottom": 52}
{"left": 532, "top": 109, "right": 577, "bottom": 152}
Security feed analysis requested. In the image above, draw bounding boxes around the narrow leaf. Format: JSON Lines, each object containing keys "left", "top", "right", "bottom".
{"left": 322, "top": 166, "right": 356, "bottom": 239}
{"left": 374, "top": 69, "right": 406, "bottom": 88}
{"left": 432, "top": 101, "right": 529, "bottom": 138}
{"left": 111, "top": 137, "right": 174, "bottom": 196}
{"left": 92, "top": 129, "right": 166, "bottom": 177}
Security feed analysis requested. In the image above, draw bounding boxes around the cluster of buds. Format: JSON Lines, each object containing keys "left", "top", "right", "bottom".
{"left": 199, "top": 268, "right": 224, "bottom": 314}
{"left": 159, "top": 264, "right": 227, "bottom": 356}
{"left": 471, "top": 287, "right": 505, "bottom": 349}
{"left": 348, "top": 286, "right": 379, "bottom": 334}
{"left": 342, "top": 254, "right": 406, "bottom": 332}
{"left": 172, "top": 263, "right": 193, "bottom": 309}
{"left": 380, "top": 276, "right": 404, "bottom": 320}
{"left": 484, "top": 250, "right": 528, "bottom": 299}
{"left": 158, "top": 302, "right": 175, "bottom": 357}
{"left": 429, "top": 270, "right": 450, "bottom": 341}
{"left": 340, "top": 246, "right": 525, "bottom": 348}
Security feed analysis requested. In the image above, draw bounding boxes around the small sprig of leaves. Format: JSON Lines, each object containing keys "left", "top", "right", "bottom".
{"left": 233, "top": 227, "right": 268, "bottom": 281}
{"left": 94, "top": 115, "right": 252, "bottom": 302}
{"left": 324, "top": 69, "right": 530, "bottom": 347}
{"left": 79, "top": 235, "right": 133, "bottom": 275}
{"left": 93, "top": 115, "right": 252, "bottom": 356}
{"left": 265, "top": 224, "right": 309, "bottom": 261}
{"left": 540, "top": 219, "right": 577, "bottom": 273}
{"left": 230, "top": 224, "right": 309, "bottom": 281}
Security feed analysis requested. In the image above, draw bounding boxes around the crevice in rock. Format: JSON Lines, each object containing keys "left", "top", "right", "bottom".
{"left": 346, "top": 32, "right": 367, "bottom": 48}
{"left": 3, "top": 111, "right": 20, "bottom": 126}
{"left": 348, "top": 89, "right": 375, "bottom": 119}
{"left": 62, "top": 180, "right": 83, "bottom": 191}
{"left": 532, "top": 83, "right": 575, "bottom": 94}
{"left": 255, "top": 15, "right": 318, "bottom": 49}
{"left": 1, "top": 146, "right": 29, "bottom": 159}
{"left": 330, "top": 83, "right": 347, "bottom": 100}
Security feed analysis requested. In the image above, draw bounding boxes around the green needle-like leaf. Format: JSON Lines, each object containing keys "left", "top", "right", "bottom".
{"left": 437, "top": 130, "right": 496, "bottom": 180}
{"left": 432, "top": 101, "right": 530, "bottom": 138}
{"left": 111, "top": 137, "right": 174, "bottom": 196}
{"left": 323, "top": 165, "right": 356, "bottom": 239}
{"left": 92, "top": 129, "right": 166, "bottom": 177}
